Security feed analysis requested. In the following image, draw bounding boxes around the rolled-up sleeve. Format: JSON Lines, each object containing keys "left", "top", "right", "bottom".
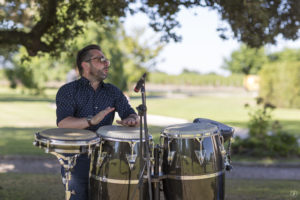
{"left": 114, "top": 91, "right": 136, "bottom": 120}
{"left": 56, "top": 85, "right": 76, "bottom": 125}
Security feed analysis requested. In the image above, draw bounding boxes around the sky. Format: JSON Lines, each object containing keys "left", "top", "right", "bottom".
{"left": 124, "top": 6, "right": 300, "bottom": 75}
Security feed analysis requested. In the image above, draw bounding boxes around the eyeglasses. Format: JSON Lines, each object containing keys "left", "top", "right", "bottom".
{"left": 85, "top": 56, "right": 110, "bottom": 65}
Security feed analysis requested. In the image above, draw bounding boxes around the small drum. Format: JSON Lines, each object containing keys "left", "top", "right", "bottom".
{"left": 34, "top": 128, "right": 100, "bottom": 154}
{"left": 161, "top": 122, "right": 225, "bottom": 200}
{"left": 89, "top": 125, "right": 152, "bottom": 200}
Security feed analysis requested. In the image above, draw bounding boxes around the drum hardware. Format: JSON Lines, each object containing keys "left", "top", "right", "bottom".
{"left": 194, "top": 137, "right": 205, "bottom": 165}
{"left": 34, "top": 128, "right": 99, "bottom": 200}
{"left": 193, "top": 118, "right": 235, "bottom": 173}
{"left": 225, "top": 137, "right": 233, "bottom": 171}
{"left": 126, "top": 141, "right": 138, "bottom": 170}
{"left": 220, "top": 135, "right": 226, "bottom": 156}
{"left": 52, "top": 152, "right": 78, "bottom": 200}
{"left": 152, "top": 144, "right": 161, "bottom": 200}
{"left": 135, "top": 73, "right": 153, "bottom": 200}
{"left": 167, "top": 139, "right": 175, "bottom": 165}
{"left": 96, "top": 141, "right": 106, "bottom": 168}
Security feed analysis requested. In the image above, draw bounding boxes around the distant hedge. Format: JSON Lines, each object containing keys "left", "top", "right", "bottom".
{"left": 259, "top": 61, "right": 300, "bottom": 108}
{"left": 149, "top": 72, "right": 244, "bottom": 87}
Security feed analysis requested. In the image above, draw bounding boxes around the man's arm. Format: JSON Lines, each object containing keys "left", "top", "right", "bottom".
{"left": 58, "top": 107, "right": 115, "bottom": 129}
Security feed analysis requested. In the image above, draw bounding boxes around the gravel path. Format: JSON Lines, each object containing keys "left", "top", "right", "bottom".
{"left": 1, "top": 156, "right": 300, "bottom": 180}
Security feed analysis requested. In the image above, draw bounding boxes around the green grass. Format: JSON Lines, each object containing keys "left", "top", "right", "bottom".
{"left": 0, "top": 174, "right": 64, "bottom": 200}
{"left": 1, "top": 86, "right": 300, "bottom": 156}
{"left": 0, "top": 174, "right": 299, "bottom": 200}
{"left": 226, "top": 179, "right": 300, "bottom": 200}
{"left": 130, "top": 95, "right": 300, "bottom": 136}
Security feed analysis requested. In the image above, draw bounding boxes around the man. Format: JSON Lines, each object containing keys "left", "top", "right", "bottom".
{"left": 56, "top": 44, "right": 139, "bottom": 200}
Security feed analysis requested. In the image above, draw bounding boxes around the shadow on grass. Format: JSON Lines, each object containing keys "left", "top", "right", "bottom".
{"left": 0, "top": 96, "right": 54, "bottom": 103}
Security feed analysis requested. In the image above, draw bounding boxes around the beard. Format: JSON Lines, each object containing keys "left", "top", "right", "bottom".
{"left": 89, "top": 64, "right": 108, "bottom": 82}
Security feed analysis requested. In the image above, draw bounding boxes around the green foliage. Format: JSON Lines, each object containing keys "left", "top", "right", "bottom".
{"left": 4, "top": 48, "right": 67, "bottom": 94}
{"left": 232, "top": 98, "right": 299, "bottom": 158}
{"left": 222, "top": 44, "right": 268, "bottom": 75}
{"left": 149, "top": 72, "right": 244, "bottom": 86}
{"left": 245, "top": 97, "right": 275, "bottom": 138}
{"left": 3, "top": 20, "right": 163, "bottom": 93}
{"left": 2, "top": 0, "right": 300, "bottom": 56}
{"left": 268, "top": 48, "right": 300, "bottom": 62}
{"left": 259, "top": 61, "right": 300, "bottom": 108}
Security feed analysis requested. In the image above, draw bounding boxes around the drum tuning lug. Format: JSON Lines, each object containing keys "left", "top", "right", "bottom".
{"left": 195, "top": 150, "right": 205, "bottom": 165}
{"left": 97, "top": 152, "right": 107, "bottom": 167}
{"left": 126, "top": 154, "right": 137, "bottom": 170}
{"left": 168, "top": 151, "right": 176, "bottom": 165}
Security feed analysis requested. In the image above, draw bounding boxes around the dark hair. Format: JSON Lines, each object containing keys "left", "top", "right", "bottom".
{"left": 76, "top": 44, "right": 102, "bottom": 75}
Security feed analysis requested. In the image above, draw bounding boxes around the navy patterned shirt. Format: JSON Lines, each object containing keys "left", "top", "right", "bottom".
{"left": 56, "top": 77, "right": 136, "bottom": 131}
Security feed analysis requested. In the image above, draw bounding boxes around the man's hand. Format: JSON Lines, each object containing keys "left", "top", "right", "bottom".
{"left": 91, "top": 107, "right": 115, "bottom": 125}
{"left": 116, "top": 114, "right": 139, "bottom": 127}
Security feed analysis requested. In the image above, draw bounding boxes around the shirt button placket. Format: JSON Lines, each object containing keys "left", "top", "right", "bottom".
{"left": 92, "top": 91, "right": 97, "bottom": 115}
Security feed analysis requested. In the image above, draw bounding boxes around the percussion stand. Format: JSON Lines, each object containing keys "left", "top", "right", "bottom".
{"left": 136, "top": 83, "right": 153, "bottom": 200}
{"left": 51, "top": 152, "right": 79, "bottom": 200}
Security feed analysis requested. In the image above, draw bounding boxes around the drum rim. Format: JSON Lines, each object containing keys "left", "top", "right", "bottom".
{"left": 37, "top": 128, "right": 98, "bottom": 141}
{"left": 96, "top": 125, "right": 152, "bottom": 141}
{"left": 160, "top": 132, "right": 219, "bottom": 139}
{"left": 35, "top": 133, "right": 100, "bottom": 146}
{"left": 99, "top": 135, "right": 153, "bottom": 142}
{"left": 161, "top": 122, "right": 219, "bottom": 138}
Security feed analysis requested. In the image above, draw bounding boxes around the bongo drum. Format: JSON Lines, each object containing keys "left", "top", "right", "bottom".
{"left": 89, "top": 125, "right": 152, "bottom": 200}
{"left": 161, "top": 122, "right": 225, "bottom": 200}
{"left": 34, "top": 128, "right": 100, "bottom": 154}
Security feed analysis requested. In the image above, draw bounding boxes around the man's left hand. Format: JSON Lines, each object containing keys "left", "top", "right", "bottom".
{"left": 116, "top": 114, "right": 139, "bottom": 127}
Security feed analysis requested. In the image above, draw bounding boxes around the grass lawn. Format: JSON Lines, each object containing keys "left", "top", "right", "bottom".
{"left": 0, "top": 173, "right": 299, "bottom": 200}
{"left": 1, "top": 86, "right": 300, "bottom": 156}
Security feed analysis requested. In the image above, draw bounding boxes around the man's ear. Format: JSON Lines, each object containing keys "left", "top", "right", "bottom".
{"left": 81, "top": 62, "right": 90, "bottom": 75}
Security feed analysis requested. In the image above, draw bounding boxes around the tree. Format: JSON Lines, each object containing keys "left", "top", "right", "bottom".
{"left": 4, "top": 20, "right": 163, "bottom": 93}
{"left": 222, "top": 44, "right": 268, "bottom": 75}
{"left": 0, "top": 0, "right": 300, "bottom": 57}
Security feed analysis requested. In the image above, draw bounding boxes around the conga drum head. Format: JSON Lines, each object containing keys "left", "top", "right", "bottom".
{"left": 35, "top": 128, "right": 100, "bottom": 154}
{"left": 96, "top": 125, "right": 152, "bottom": 141}
{"left": 162, "top": 122, "right": 219, "bottom": 138}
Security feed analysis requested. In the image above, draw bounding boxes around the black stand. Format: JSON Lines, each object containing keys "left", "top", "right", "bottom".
{"left": 136, "top": 82, "right": 153, "bottom": 200}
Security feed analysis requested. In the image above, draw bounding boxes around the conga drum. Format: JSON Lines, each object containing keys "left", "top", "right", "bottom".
{"left": 89, "top": 125, "right": 152, "bottom": 200}
{"left": 34, "top": 128, "right": 100, "bottom": 200}
{"left": 161, "top": 122, "right": 225, "bottom": 200}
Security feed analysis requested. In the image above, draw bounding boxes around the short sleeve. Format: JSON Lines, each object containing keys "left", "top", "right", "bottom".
{"left": 56, "top": 85, "right": 76, "bottom": 125}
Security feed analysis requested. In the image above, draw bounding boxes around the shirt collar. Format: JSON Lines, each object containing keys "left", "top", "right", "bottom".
{"left": 79, "top": 77, "right": 105, "bottom": 88}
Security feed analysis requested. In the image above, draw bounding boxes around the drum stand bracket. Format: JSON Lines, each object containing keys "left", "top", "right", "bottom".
{"left": 51, "top": 152, "right": 78, "bottom": 200}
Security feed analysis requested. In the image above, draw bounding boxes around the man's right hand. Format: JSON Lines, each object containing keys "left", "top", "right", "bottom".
{"left": 90, "top": 107, "right": 115, "bottom": 126}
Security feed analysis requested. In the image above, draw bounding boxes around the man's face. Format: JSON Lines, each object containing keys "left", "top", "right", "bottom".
{"left": 86, "top": 49, "right": 110, "bottom": 82}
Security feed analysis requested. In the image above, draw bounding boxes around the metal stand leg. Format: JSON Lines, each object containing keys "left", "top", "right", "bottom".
{"left": 51, "top": 152, "right": 79, "bottom": 200}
